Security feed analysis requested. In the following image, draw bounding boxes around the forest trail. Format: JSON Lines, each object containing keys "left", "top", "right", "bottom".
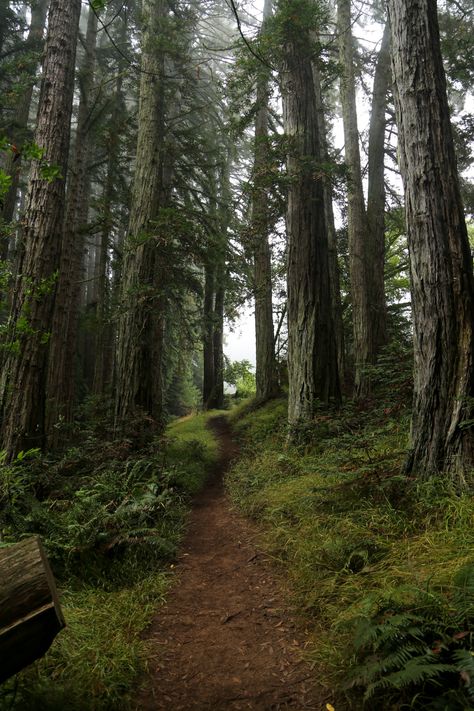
{"left": 136, "top": 416, "right": 327, "bottom": 710}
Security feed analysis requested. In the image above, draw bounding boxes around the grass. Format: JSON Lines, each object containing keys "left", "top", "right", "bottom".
{"left": 165, "top": 409, "right": 225, "bottom": 492}
{"left": 226, "top": 394, "right": 474, "bottom": 708}
{"left": 0, "top": 410, "right": 221, "bottom": 710}
{"left": 2, "top": 576, "right": 169, "bottom": 710}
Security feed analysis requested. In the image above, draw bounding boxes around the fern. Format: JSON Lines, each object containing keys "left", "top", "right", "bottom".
{"left": 353, "top": 612, "right": 442, "bottom": 651}
{"left": 364, "top": 659, "right": 458, "bottom": 700}
{"left": 350, "top": 571, "right": 474, "bottom": 708}
{"left": 353, "top": 643, "right": 428, "bottom": 685}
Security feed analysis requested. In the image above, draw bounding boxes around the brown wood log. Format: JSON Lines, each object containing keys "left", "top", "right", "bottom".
{"left": 0, "top": 536, "right": 65, "bottom": 683}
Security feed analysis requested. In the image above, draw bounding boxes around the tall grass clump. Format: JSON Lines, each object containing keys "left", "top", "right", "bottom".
{"left": 0, "top": 410, "right": 221, "bottom": 710}
{"left": 226, "top": 352, "right": 474, "bottom": 709}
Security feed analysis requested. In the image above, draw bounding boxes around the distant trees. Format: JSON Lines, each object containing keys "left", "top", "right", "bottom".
{"left": 389, "top": 0, "right": 474, "bottom": 482}
{"left": 337, "top": 0, "right": 388, "bottom": 398}
{"left": 0, "top": 0, "right": 48, "bottom": 231}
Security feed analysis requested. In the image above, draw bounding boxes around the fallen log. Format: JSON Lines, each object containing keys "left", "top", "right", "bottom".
{"left": 0, "top": 536, "right": 65, "bottom": 683}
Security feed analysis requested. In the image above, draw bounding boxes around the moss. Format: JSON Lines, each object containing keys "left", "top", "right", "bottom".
{"left": 226, "top": 398, "right": 474, "bottom": 706}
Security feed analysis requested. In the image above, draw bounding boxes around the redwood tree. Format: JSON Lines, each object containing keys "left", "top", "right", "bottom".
{"left": 46, "top": 4, "right": 98, "bottom": 444}
{"left": 1, "top": 0, "right": 49, "bottom": 231}
{"left": 251, "top": 0, "right": 279, "bottom": 403}
{"left": 114, "top": 0, "right": 167, "bottom": 430}
{"left": 279, "top": 0, "right": 341, "bottom": 431}
{"left": 1, "top": 0, "right": 81, "bottom": 460}
{"left": 337, "top": 0, "right": 389, "bottom": 398}
{"left": 389, "top": 0, "right": 474, "bottom": 482}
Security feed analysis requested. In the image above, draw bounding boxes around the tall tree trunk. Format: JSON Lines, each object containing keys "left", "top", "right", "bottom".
{"left": 366, "top": 20, "right": 390, "bottom": 355}
{"left": 252, "top": 0, "right": 278, "bottom": 403}
{"left": 202, "top": 261, "right": 215, "bottom": 408}
{"left": 312, "top": 59, "right": 345, "bottom": 387}
{"left": 1, "top": 0, "right": 81, "bottom": 460}
{"left": 1, "top": 0, "right": 48, "bottom": 232}
{"left": 205, "top": 156, "right": 230, "bottom": 411}
{"left": 388, "top": 0, "right": 474, "bottom": 483}
{"left": 210, "top": 262, "right": 225, "bottom": 410}
{"left": 114, "top": 0, "right": 166, "bottom": 431}
{"left": 46, "top": 5, "right": 98, "bottom": 445}
{"left": 92, "top": 165, "right": 113, "bottom": 398}
{"left": 338, "top": 0, "right": 387, "bottom": 399}
{"left": 280, "top": 4, "right": 341, "bottom": 431}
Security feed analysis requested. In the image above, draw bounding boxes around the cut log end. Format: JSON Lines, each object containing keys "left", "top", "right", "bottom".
{"left": 0, "top": 536, "right": 65, "bottom": 683}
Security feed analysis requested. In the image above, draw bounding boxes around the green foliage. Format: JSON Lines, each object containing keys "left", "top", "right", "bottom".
{"left": 224, "top": 358, "right": 256, "bottom": 398}
{"left": 90, "top": 0, "right": 107, "bottom": 11}
{"left": 350, "top": 581, "right": 474, "bottom": 708}
{"left": 0, "top": 168, "right": 12, "bottom": 198}
{"left": 226, "top": 377, "right": 474, "bottom": 708}
{"left": 166, "top": 411, "right": 223, "bottom": 492}
{"left": 39, "top": 163, "right": 62, "bottom": 182}
{"left": 0, "top": 411, "right": 220, "bottom": 708}
{"left": 272, "top": 0, "right": 330, "bottom": 52}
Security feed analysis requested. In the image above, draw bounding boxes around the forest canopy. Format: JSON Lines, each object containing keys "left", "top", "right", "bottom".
{"left": 1, "top": 0, "right": 474, "bottom": 706}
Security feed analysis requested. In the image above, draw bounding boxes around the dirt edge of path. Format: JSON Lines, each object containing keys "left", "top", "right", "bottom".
{"left": 135, "top": 415, "right": 331, "bottom": 710}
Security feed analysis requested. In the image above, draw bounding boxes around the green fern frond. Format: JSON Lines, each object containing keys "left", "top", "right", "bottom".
{"left": 364, "top": 659, "right": 458, "bottom": 700}
{"left": 352, "top": 643, "right": 429, "bottom": 685}
{"left": 354, "top": 613, "right": 431, "bottom": 652}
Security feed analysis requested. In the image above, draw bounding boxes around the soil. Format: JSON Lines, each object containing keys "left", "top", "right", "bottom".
{"left": 136, "top": 416, "right": 329, "bottom": 710}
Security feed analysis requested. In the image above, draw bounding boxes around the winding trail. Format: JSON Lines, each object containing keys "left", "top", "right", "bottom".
{"left": 136, "top": 416, "right": 326, "bottom": 710}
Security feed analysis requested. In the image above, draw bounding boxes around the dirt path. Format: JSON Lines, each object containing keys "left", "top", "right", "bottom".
{"left": 136, "top": 417, "right": 327, "bottom": 710}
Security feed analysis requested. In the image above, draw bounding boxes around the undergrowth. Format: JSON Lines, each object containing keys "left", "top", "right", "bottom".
{"left": 0, "top": 410, "right": 223, "bottom": 710}
{"left": 226, "top": 353, "right": 474, "bottom": 710}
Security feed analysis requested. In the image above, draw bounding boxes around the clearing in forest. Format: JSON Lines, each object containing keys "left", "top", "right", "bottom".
{"left": 136, "top": 417, "right": 327, "bottom": 710}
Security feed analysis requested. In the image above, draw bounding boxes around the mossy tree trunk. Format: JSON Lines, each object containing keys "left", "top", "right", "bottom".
{"left": 46, "top": 5, "right": 98, "bottom": 446}
{"left": 389, "top": 0, "right": 474, "bottom": 483}
{"left": 114, "top": 0, "right": 167, "bottom": 431}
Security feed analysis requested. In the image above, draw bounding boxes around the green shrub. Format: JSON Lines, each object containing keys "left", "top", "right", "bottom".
{"left": 0, "top": 410, "right": 221, "bottom": 709}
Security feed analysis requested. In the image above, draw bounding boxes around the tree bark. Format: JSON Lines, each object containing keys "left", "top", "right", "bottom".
{"left": 1, "top": 0, "right": 81, "bottom": 460}
{"left": 114, "top": 0, "right": 167, "bottom": 430}
{"left": 388, "top": 0, "right": 474, "bottom": 482}
{"left": 312, "top": 59, "right": 345, "bottom": 387}
{"left": 252, "top": 0, "right": 279, "bottom": 403}
{"left": 210, "top": 261, "right": 225, "bottom": 409}
{"left": 338, "top": 0, "right": 388, "bottom": 398}
{"left": 46, "top": 5, "right": 98, "bottom": 445}
{"left": 280, "top": 6, "right": 341, "bottom": 431}
{"left": 366, "top": 20, "right": 391, "bottom": 357}
{"left": 202, "top": 261, "right": 215, "bottom": 408}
